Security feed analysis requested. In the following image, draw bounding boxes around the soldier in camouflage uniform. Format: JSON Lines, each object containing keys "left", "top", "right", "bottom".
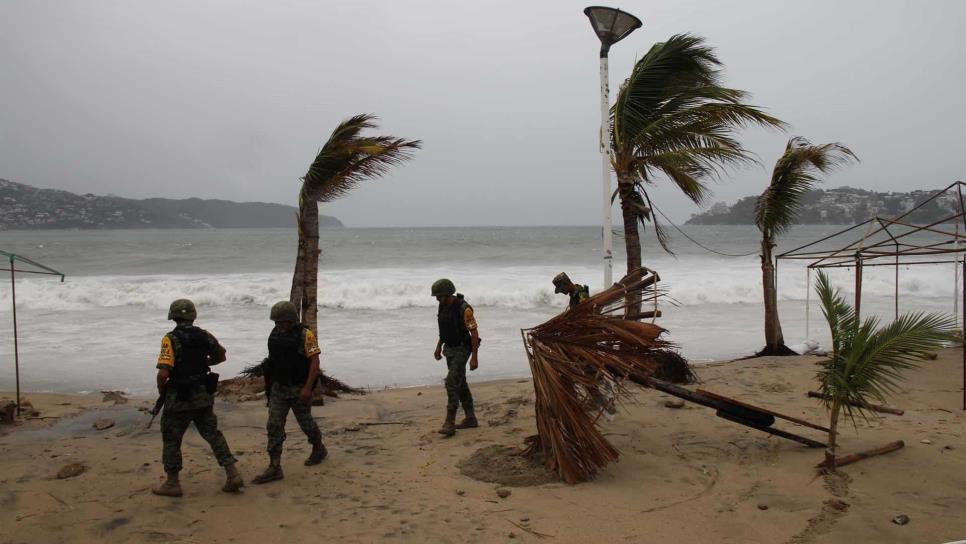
{"left": 252, "top": 301, "right": 326, "bottom": 484}
{"left": 152, "top": 299, "right": 243, "bottom": 497}
{"left": 431, "top": 279, "right": 480, "bottom": 437}
{"left": 553, "top": 272, "right": 590, "bottom": 308}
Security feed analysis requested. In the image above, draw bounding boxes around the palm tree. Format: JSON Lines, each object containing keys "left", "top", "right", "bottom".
{"left": 755, "top": 138, "right": 857, "bottom": 355}
{"left": 610, "top": 34, "right": 785, "bottom": 315}
{"left": 290, "top": 114, "right": 420, "bottom": 332}
{"left": 814, "top": 270, "right": 956, "bottom": 470}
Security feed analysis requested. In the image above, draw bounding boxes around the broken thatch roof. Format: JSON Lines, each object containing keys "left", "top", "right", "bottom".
{"left": 522, "top": 268, "right": 694, "bottom": 484}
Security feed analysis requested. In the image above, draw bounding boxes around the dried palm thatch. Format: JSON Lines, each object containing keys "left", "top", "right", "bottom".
{"left": 240, "top": 360, "right": 366, "bottom": 396}
{"left": 522, "top": 267, "right": 694, "bottom": 484}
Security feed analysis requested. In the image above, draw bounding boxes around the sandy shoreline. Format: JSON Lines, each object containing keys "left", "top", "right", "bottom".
{"left": 2, "top": 349, "right": 965, "bottom": 543}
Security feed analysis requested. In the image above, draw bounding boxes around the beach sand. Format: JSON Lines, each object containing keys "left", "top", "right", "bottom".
{"left": 1, "top": 348, "right": 965, "bottom": 543}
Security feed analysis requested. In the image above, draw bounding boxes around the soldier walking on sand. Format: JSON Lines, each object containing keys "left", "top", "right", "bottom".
{"left": 153, "top": 299, "right": 244, "bottom": 497}
{"left": 252, "top": 301, "right": 327, "bottom": 484}
{"left": 431, "top": 279, "right": 480, "bottom": 437}
{"left": 552, "top": 272, "right": 590, "bottom": 308}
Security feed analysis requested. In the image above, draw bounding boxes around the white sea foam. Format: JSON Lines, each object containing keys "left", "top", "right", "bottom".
{"left": 0, "top": 259, "right": 955, "bottom": 312}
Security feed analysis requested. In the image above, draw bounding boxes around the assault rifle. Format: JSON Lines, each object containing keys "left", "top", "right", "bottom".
{"left": 145, "top": 383, "right": 167, "bottom": 429}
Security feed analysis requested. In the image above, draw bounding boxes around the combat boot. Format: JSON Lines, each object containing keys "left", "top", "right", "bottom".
{"left": 222, "top": 462, "right": 244, "bottom": 493}
{"left": 455, "top": 408, "right": 478, "bottom": 429}
{"left": 152, "top": 471, "right": 183, "bottom": 497}
{"left": 304, "top": 439, "right": 328, "bottom": 466}
{"left": 251, "top": 455, "right": 284, "bottom": 485}
{"left": 437, "top": 410, "right": 457, "bottom": 437}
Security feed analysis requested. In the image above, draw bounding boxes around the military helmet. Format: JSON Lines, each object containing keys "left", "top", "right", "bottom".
{"left": 168, "top": 298, "right": 197, "bottom": 321}
{"left": 431, "top": 278, "right": 456, "bottom": 297}
{"left": 270, "top": 301, "right": 299, "bottom": 322}
{"left": 552, "top": 272, "right": 572, "bottom": 294}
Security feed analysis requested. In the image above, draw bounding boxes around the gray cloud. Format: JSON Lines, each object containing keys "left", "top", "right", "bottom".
{"left": 2, "top": 0, "right": 963, "bottom": 227}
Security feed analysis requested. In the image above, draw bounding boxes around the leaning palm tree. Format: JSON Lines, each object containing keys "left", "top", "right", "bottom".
{"left": 290, "top": 115, "right": 420, "bottom": 332}
{"left": 611, "top": 34, "right": 785, "bottom": 315}
{"left": 755, "top": 138, "right": 857, "bottom": 355}
{"left": 814, "top": 270, "right": 956, "bottom": 470}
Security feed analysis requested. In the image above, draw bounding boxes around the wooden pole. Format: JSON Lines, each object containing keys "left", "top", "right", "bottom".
{"left": 962, "top": 255, "right": 965, "bottom": 411}
{"left": 816, "top": 440, "right": 904, "bottom": 469}
{"left": 894, "top": 248, "right": 899, "bottom": 320}
{"left": 854, "top": 254, "right": 863, "bottom": 321}
{"left": 9, "top": 256, "right": 20, "bottom": 416}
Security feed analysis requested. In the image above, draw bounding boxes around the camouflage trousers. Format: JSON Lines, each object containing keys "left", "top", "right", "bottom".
{"left": 160, "top": 404, "right": 236, "bottom": 473}
{"left": 266, "top": 383, "right": 322, "bottom": 456}
{"left": 443, "top": 345, "right": 474, "bottom": 414}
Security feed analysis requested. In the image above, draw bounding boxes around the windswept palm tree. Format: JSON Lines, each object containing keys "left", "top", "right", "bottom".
{"left": 755, "top": 138, "right": 857, "bottom": 355}
{"left": 291, "top": 114, "right": 420, "bottom": 332}
{"left": 610, "top": 34, "right": 785, "bottom": 315}
{"left": 814, "top": 271, "right": 956, "bottom": 470}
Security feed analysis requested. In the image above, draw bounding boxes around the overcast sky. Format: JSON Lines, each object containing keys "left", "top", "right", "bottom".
{"left": 1, "top": 1, "right": 963, "bottom": 227}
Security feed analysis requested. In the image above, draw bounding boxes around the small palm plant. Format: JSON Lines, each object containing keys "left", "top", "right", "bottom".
{"left": 755, "top": 138, "right": 857, "bottom": 355}
{"left": 290, "top": 114, "right": 420, "bottom": 332}
{"left": 814, "top": 270, "right": 957, "bottom": 470}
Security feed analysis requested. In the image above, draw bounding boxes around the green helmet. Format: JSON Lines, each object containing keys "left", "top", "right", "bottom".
{"left": 552, "top": 272, "right": 572, "bottom": 294}
{"left": 168, "top": 299, "right": 197, "bottom": 321}
{"left": 431, "top": 278, "right": 456, "bottom": 297}
{"left": 270, "top": 301, "right": 299, "bottom": 322}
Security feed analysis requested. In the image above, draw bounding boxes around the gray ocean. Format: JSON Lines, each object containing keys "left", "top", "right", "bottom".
{"left": 0, "top": 225, "right": 958, "bottom": 394}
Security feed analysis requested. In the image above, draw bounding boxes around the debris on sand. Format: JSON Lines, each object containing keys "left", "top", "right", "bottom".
{"left": 101, "top": 391, "right": 129, "bottom": 405}
{"left": 93, "top": 419, "right": 115, "bottom": 431}
{"left": 0, "top": 401, "right": 15, "bottom": 424}
{"left": 219, "top": 365, "right": 365, "bottom": 403}
{"left": 56, "top": 462, "right": 86, "bottom": 479}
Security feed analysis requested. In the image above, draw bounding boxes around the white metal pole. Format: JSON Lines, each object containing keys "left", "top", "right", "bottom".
{"left": 599, "top": 54, "right": 613, "bottom": 288}
{"left": 805, "top": 267, "right": 811, "bottom": 339}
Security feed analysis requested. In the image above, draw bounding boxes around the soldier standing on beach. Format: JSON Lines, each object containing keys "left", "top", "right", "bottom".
{"left": 153, "top": 299, "right": 244, "bottom": 497}
{"left": 552, "top": 272, "right": 590, "bottom": 308}
{"left": 431, "top": 279, "right": 480, "bottom": 437}
{"left": 252, "top": 301, "right": 327, "bottom": 484}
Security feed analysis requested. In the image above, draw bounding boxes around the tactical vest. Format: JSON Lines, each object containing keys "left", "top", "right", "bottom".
{"left": 569, "top": 284, "right": 590, "bottom": 308}
{"left": 267, "top": 324, "right": 310, "bottom": 386}
{"left": 438, "top": 294, "right": 472, "bottom": 347}
{"left": 168, "top": 325, "right": 211, "bottom": 381}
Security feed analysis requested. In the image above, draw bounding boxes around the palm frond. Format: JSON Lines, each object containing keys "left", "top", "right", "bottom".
{"left": 302, "top": 114, "right": 421, "bottom": 202}
{"left": 755, "top": 137, "right": 857, "bottom": 235}
{"left": 522, "top": 268, "right": 694, "bottom": 483}
{"left": 610, "top": 34, "right": 785, "bottom": 254}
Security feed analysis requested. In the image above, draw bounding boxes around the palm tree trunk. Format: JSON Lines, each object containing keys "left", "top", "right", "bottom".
{"left": 290, "top": 190, "right": 320, "bottom": 333}
{"left": 825, "top": 402, "right": 841, "bottom": 471}
{"left": 759, "top": 234, "right": 793, "bottom": 356}
{"left": 618, "top": 178, "right": 642, "bottom": 317}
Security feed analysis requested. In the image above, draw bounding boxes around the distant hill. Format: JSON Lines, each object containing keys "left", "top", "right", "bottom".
{"left": 0, "top": 179, "right": 343, "bottom": 230}
{"left": 686, "top": 186, "right": 960, "bottom": 226}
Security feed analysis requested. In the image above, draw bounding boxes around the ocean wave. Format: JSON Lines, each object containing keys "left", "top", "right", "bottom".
{"left": 0, "top": 262, "right": 956, "bottom": 312}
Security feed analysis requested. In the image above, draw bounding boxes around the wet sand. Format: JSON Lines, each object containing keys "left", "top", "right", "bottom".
{"left": 2, "top": 348, "right": 965, "bottom": 543}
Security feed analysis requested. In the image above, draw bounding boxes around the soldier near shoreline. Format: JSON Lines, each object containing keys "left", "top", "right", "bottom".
{"left": 252, "top": 301, "right": 327, "bottom": 484}
{"left": 552, "top": 272, "right": 590, "bottom": 308}
{"left": 152, "top": 299, "right": 244, "bottom": 497}
{"left": 431, "top": 279, "right": 480, "bottom": 437}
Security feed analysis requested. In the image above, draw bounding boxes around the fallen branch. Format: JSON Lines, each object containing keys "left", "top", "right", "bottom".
{"left": 806, "top": 391, "right": 904, "bottom": 416}
{"left": 509, "top": 520, "right": 554, "bottom": 539}
{"left": 816, "top": 440, "right": 905, "bottom": 469}
{"left": 358, "top": 421, "right": 410, "bottom": 427}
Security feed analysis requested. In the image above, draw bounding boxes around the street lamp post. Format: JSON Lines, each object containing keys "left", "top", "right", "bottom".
{"left": 583, "top": 6, "right": 642, "bottom": 288}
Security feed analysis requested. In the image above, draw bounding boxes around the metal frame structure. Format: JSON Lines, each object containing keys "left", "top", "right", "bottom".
{"left": 1, "top": 251, "right": 65, "bottom": 416}
{"left": 777, "top": 181, "right": 966, "bottom": 407}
